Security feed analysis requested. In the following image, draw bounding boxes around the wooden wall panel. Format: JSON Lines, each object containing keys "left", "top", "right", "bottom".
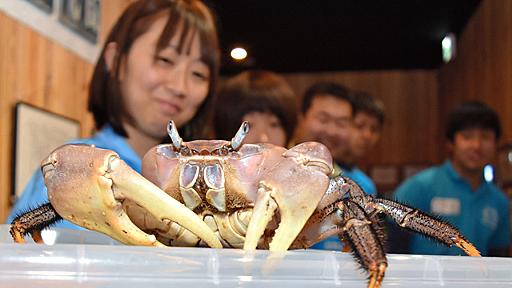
{"left": 284, "top": 70, "right": 440, "bottom": 167}
{"left": 100, "top": 0, "right": 135, "bottom": 42}
{"left": 439, "top": 0, "right": 512, "bottom": 145}
{"left": 0, "top": 12, "right": 94, "bottom": 222}
{"left": 0, "top": 1, "right": 132, "bottom": 222}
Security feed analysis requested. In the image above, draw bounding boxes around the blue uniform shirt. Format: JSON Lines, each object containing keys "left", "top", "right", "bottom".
{"left": 310, "top": 164, "right": 377, "bottom": 250}
{"left": 7, "top": 126, "right": 142, "bottom": 229}
{"left": 393, "top": 160, "right": 510, "bottom": 256}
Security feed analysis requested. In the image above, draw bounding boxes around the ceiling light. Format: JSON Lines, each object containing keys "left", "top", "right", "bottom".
{"left": 230, "top": 47, "right": 247, "bottom": 61}
{"left": 442, "top": 33, "right": 456, "bottom": 63}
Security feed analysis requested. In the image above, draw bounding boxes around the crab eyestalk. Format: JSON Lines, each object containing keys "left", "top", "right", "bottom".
{"left": 230, "top": 121, "right": 250, "bottom": 151}
{"left": 167, "top": 120, "right": 183, "bottom": 150}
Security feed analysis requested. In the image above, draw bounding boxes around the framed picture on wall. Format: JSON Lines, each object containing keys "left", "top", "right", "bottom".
{"left": 59, "top": 0, "right": 100, "bottom": 43}
{"left": 25, "top": 0, "right": 53, "bottom": 13}
{"left": 13, "top": 103, "right": 80, "bottom": 200}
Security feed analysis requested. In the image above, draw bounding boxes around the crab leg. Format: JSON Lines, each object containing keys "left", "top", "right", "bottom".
{"left": 374, "top": 198, "right": 480, "bottom": 256}
{"left": 330, "top": 176, "right": 481, "bottom": 257}
{"left": 339, "top": 200, "right": 387, "bottom": 288}
{"left": 10, "top": 203, "right": 62, "bottom": 243}
{"left": 243, "top": 184, "right": 279, "bottom": 249}
{"left": 291, "top": 177, "right": 350, "bottom": 248}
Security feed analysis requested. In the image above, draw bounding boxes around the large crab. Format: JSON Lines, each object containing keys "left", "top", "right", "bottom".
{"left": 10, "top": 121, "right": 480, "bottom": 288}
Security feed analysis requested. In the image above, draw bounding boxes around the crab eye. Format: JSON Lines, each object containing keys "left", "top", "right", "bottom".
{"left": 180, "top": 146, "right": 191, "bottom": 156}
{"left": 215, "top": 146, "right": 230, "bottom": 156}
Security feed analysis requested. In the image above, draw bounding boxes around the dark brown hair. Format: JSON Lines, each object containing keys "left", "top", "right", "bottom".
{"left": 351, "top": 90, "right": 385, "bottom": 126}
{"left": 214, "top": 70, "right": 298, "bottom": 142}
{"left": 446, "top": 101, "right": 501, "bottom": 141}
{"left": 301, "top": 82, "right": 353, "bottom": 116}
{"left": 88, "top": 0, "right": 220, "bottom": 139}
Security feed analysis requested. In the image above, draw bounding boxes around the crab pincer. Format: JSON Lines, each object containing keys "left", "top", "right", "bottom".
{"left": 10, "top": 144, "right": 222, "bottom": 249}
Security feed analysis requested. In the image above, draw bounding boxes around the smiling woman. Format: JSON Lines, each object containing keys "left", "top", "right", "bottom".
{"left": 7, "top": 0, "right": 221, "bottom": 229}
{"left": 89, "top": 0, "right": 220, "bottom": 153}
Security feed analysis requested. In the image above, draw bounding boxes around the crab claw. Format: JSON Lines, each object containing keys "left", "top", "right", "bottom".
{"left": 244, "top": 142, "right": 333, "bottom": 251}
{"left": 43, "top": 144, "right": 222, "bottom": 248}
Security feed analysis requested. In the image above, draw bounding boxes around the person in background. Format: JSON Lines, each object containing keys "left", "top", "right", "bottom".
{"left": 214, "top": 70, "right": 297, "bottom": 146}
{"left": 392, "top": 101, "right": 510, "bottom": 256}
{"left": 292, "top": 82, "right": 353, "bottom": 159}
{"left": 7, "top": 0, "right": 221, "bottom": 228}
{"left": 292, "top": 82, "right": 360, "bottom": 251}
{"left": 334, "top": 91, "right": 385, "bottom": 196}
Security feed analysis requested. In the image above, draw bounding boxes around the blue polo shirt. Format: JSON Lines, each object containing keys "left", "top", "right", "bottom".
{"left": 6, "top": 126, "right": 141, "bottom": 229}
{"left": 310, "top": 164, "right": 377, "bottom": 250}
{"left": 393, "top": 160, "right": 510, "bottom": 256}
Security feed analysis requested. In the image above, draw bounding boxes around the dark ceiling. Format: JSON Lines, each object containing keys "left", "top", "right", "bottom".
{"left": 210, "top": 0, "right": 482, "bottom": 74}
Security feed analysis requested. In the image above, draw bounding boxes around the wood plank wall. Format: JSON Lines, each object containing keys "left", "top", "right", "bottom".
{"left": 439, "top": 0, "right": 512, "bottom": 146}
{"left": 0, "top": 1, "right": 132, "bottom": 222}
{"left": 0, "top": 12, "right": 93, "bottom": 222}
{"left": 284, "top": 70, "right": 440, "bottom": 167}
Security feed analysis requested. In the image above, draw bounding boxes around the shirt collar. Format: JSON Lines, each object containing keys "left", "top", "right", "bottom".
{"left": 443, "top": 160, "right": 463, "bottom": 181}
